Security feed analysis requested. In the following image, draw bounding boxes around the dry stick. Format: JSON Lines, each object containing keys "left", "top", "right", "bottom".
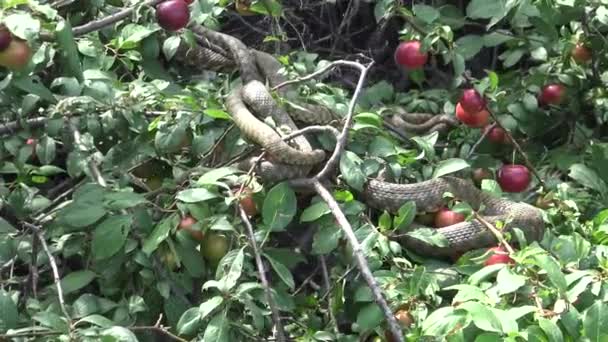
{"left": 319, "top": 256, "right": 340, "bottom": 335}
{"left": 485, "top": 109, "right": 545, "bottom": 187}
{"left": 472, "top": 212, "right": 515, "bottom": 254}
{"left": 237, "top": 201, "right": 286, "bottom": 342}
{"left": 22, "top": 222, "right": 73, "bottom": 331}
{"left": 313, "top": 180, "right": 404, "bottom": 342}
{"left": 72, "top": 0, "right": 165, "bottom": 36}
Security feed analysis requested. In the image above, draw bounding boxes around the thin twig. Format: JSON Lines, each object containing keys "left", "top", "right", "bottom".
{"left": 319, "top": 256, "right": 339, "bottom": 335}
{"left": 472, "top": 212, "right": 515, "bottom": 254}
{"left": 466, "top": 122, "right": 496, "bottom": 159}
{"left": 312, "top": 180, "right": 403, "bottom": 342}
{"left": 23, "top": 223, "right": 73, "bottom": 331}
{"left": 236, "top": 193, "right": 287, "bottom": 342}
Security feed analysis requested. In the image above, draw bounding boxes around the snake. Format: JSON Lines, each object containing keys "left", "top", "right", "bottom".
{"left": 170, "top": 24, "right": 545, "bottom": 258}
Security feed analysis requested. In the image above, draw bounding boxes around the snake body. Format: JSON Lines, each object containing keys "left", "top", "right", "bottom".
{"left": 173, "top": 25, "right": 545, "bottom": 257}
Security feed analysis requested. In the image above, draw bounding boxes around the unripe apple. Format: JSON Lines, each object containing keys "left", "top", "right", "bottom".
{"left": 497, "top": 164, "right": 531, "bottom": 193}
{"left": 455, "top": 103, "right": 489, "bottom": 128}
{"left": 394, "top": 40, "right": 428, "bottom": 69}
{"left": 459, "top": 89, "right": 485, "bottom": 113}
{"left": 434, "top": 208, "right": 465, "bottom": 228}
{"left": 571, "top": 43, "right": 591, "bottom": 63}
{"left": 156, "top": 0, "right": 190, "bottom": 31}
{"left": 484, "top": 246, "right": 514, "bottom": 266}
{"left": 0, "top": 39, "right": 31, "bottom": 70}
{"left": 200, "top": 232, "right": 229, "bottom": 265}
{"left": 538, "top": 84, "right": 566, "bottom": 105}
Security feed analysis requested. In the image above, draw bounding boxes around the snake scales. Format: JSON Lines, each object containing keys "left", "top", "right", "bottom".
{"left": 172, "top": 25, "right": 544, "bottom": 258}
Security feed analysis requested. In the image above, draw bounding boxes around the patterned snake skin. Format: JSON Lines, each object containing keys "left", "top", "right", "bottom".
{"left": 172, "top": 24, "right": 545, "bottom": 257}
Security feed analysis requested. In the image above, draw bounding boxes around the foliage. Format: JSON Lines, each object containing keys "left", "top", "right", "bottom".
{"left": 1, "top": 0, "right": 608, "bottom": 341}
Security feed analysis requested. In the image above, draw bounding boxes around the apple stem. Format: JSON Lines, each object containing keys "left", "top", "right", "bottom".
{"left": 472, "top": 212, "right": 515, "bottom": 254}
{"left": 485, "top": 109, "right": 545, "bottom": 187}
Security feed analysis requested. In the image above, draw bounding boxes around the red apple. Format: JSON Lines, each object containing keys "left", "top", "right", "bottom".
{"left": 572, "top": 43, "right": 591, "bottom": 63}
{"left": 156, "top": 0, "right": 190, "bottom": 31}
{"left": 459, "top": 89, "right": 485, "bottom": 113}
{"left": 455, "top": 103, "right": 489, "bottom": 128}
{"left": 497, "top": 164, "right": 531, "bottom": 193}
{"left": 538, "top": 84, "right": 566, "bottom": 106}
{"left": 485, "top": 126, "right": 507, "bottom": 144}
{"left": 434, "top": 208, "right": 465, "bottom": 228}
{"left": 0, "top": 27, "right": 12, "bottom": 52}
{"left": 179, "top": 215, "right": 204, "bottom": 241}
{"left": 484, "top": 246, "right": 514, "bottom": 266}
{"left": 0, "top": 39, "right": 31, "bottom": 70}
{"left": 233, "top": 186, "right": 258, "bottom": 216}
{"left": 394, "top": 40, "right": 428, "bottom": 69}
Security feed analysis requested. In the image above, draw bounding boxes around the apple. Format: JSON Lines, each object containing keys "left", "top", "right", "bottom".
{"left": 572, "top": 43, "right": 591, "bottom": 63}
{"left": 394, "top": 40, "right": 428, "bottom": 69}
{"left": 455, "top": 103, "right": 489, "bottom": 128}
{"left": 156, "top": 0, "right": 190, "bottom": 31}
{"left": 394, "top": 309, "right": 413, "bottom": 327}
{"left": 459, "top": 89, "right": 485, "bottom": 113}
{"left": 497, "top": 164, "right": 531, "bottom": 193}
{"left": 434, "top": 208, "right": 465, "bottom": 228}
{"left": 0, "top": 39, "right": 31, "bottom": 70}
{"left": 200, "top": 232, "right": 229, "bottom": 265}
{"left": 179, "top": 215, "right": 204, "bottom": 241}
{"left": 538, "top": 84, "right": 566, "bottom": 106}
{"left": 484, "top": 246, "right": 514, "bottom": 266}
{"left": 234, "top": 186, "right": 257, "bottom": 216}
{"left": 0, "top": 27, "right": 12, "bottom": 51}
{"left": 485, "top": 125, "right": 507, "bottom": 144}
{"left": 472, "top": 168, "right": 492, "bottom": 185}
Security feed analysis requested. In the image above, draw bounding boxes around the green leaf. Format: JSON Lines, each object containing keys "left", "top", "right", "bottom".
{"left": 421, "top": 306, "right": 469, "bottom": 337}
{"left": 91, "top": 214, "right": 132, "bottom": 260}
{"left": 162, "top": 36, "right": 181, "bottom": 61}
{"left": 394, "top": 201, "right": 416, "bottom": 231}
{"left": 300, "top": 201, "right": 331, "bottom": 222}
{"left": 495, "top": 267, "right": 526, "bottom": 296}
{"left": 176, "top": 188, "right": 219, "bottom": 203}
{"left": 264, "top": 254, "right": 295, "bottom": 290}
{"left": 0, "top": 290, "right": 18, "bottom": 332}
{"left": 406, "top": 228, "right": 449, "bottom": 247}
{"left": 455, "top": 35, "right": 484, "bottom": 60}
{"left": 219, "top": 247, "right": 244, "bottom": 292}
{"left": 433, "top": 158, "right": 470, "bottom": 179}
{"left": 583, "top": 301, "right": 608, "bottom": 341}
{"left": 176, "top": 307, "right": 201, "bottom": 336}
{"left": 459, "top": 301, "right": 502, "bottom": 333}
{"left": 55, "top": 19, "right": 83, "bottom": 82}
{"left": 197, "top": 167, "right": 239, "bottom": 185}
{"left": 412, "top": 131, "right": 438, "bottom": 160}
{"left": 466, "top": 0, "right": 506, "bottom": 19}
{"left": 142, "top": 214, "right": 178, "bottom": 255}
{"left": 76, "top": 314, "right": 115, "bottom": 328}
{"left": 100, "top": 326, "right": 139, "bottom": 342}
{"left": 483, "top": 32, "right": 515, "bottom": 47}
{"left": 340, "top": 151, "right": 366, "bottom": 191}
{"left": 204, "top": 108, "right": 232, "bottom": 120}
{"left": 173, "top": 239, "right": 205, "bottom": 277}
{"left": 356, "top": 303, "right": 384, "bottom": 331}
{"left": 262, "top": 182, "right": 297, "bottom": 231}
{"left": 58, "top": 201, "right": 106, "bottom": 229}
{"left": 199, "top": 296, "right": 224, "bottom": 320}
{"left": 537, "top": 317, "right": 564, "bottom": 342}
{"left": 533, "top": 254, "right": 567, "bottom": 297}
{"left": 59, "top": 270, "right": 96, "bottom": 295}
{"left": 413, "top": 4, "right": 440, "bottom": 23}
{"left": 103, "top": 190, "right": 147, "bottom": 210}
{"left": 203, "top": 311, "right": 230, "bottom": 342}
{"left": 13, "top": 77, "right": 57, "bottom": 103}
{"left": 569, "top": 164, "right": 608, "bottom": 196}
{"left": 312, "top": 224, "right": 342, "bottom": 254}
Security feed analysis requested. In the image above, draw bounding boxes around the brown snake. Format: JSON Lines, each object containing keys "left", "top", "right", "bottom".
{"left": 171, "top": 25, "right": 544, "bottom": 258}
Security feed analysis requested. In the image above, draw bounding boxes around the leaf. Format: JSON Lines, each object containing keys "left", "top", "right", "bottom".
{"left": 312, "top": 224, "right": 342, "bottom": 254}
{"left": 533, "top": 254, "right": 567, "bottom": 297}
{"left": 142, "top": 214, "right": 178, "bottom": 255}
{"left": 421, "top": 306, "right": 469, "bottom": 337}
{"left": 173, "top": 239, "right": 205, "bottom": 277}
{"left": 569, "top": 164, "right": 608, "bottom": 196}
{"left": 197, "top": 167, "right": 239, "bottom": 185}
{"left": 58, "top": 201, "right": 106, "bottom": 229}
{"left": 76, "top": 315, "right": 114, "bottom": 328}
{"left": 413, "top": 4, "right": 440, "bottom": 23}
{"left": 162, "top": 36, "right": 181, "bottom": 61}
{"left": 459, "top": 302, "right": 502, "bottom": 333}
{"left": 466, "top": 0, "right": 506, "bottom": 19}
{"left": 13, "top": 77, "right": 57, "bottom": 103}
{"left": 483, "top": 32, "right": 515, "bottom": 47}
{"left": 264, "top": 254, "right": 295, "bottom": 290}
{"left": 356, "top": 303, "right": 384, "bottom": 331}
{"left": 0, "top": 290, "right": 18, "bottom": 332}
{"left": 204, "top": 108, "right": 232, "bottom": 120}
{"left": 59, "top": 270, "right": 96, "bottom": 295}
{"left": 91, "top": 214, "right": 132, "bottom": 260}
{"left": 219, "top": 247, "right": 244, "bottom": 292}
{"left": 103, "top": 191, "right": 147, "bottom": 210}
{"left": 538, "top": 317, "right": 564, "bottom": 342}
{"left": 54, "top": 19, "right": 83, "bottom": 82}
{"left": 432, "top": 158, "right": 470, "bottom": 179}
{"left": 340, "top": 151, "right": 366, "bottom": 191}
{"left": 203, "top": 311, "right": 230, "bottom": 342}
{"left": 394, "top": 201, "right": 416, "bottom": 231}
{"left": 176, "top": 188, "right": 218, "bottom": 203}
{"left": 406, "top": 228, "right": 449, "bottom": 248}
{"left": 495, "top": 267, "right": 526, "bottom": 296}
{"left": 199, "top": 296, "right": 224, "bottom": 320}
{"left": 583, "top": 301, "right": 608, "bottom": 341}
{"left": 262, "top": 182, "right": 297, "bottom": 231}
{"left": 455, "top": 35, "right": 484, "bottom": 60}
{"left": 176, "top": 307, "right": 201, "bottom": 336}
{"left": 412, "top": 131, "right": 438, "bottom": 160}
{"left": 300, "top": 201, "right": 331, "bottom": 222}
{"left": 100, "top": 326, "right": 139, "bottom": 342}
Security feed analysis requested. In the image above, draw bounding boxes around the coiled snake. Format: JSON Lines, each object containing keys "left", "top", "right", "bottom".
{"left": 172, "top": 25, "right": 544, "bottom": 258}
